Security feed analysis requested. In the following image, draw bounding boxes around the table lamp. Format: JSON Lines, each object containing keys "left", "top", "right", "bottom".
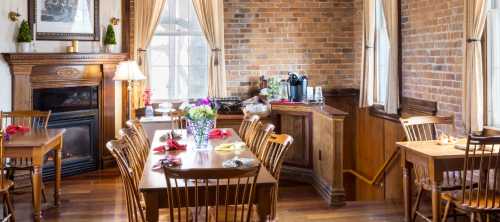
{"left": 114, "top": 60, "right": 146, "bottom": 119}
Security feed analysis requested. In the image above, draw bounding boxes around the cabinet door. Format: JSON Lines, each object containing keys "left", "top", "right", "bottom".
{"left": 279, "top": 113, "right": 311, "bottom": 168}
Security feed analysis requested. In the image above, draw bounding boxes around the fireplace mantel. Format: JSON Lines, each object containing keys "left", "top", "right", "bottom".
{"left": 2, "top": 52, "right": 127, "bottom": 168}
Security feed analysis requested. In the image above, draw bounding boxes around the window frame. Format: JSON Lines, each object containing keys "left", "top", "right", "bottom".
{"left": 484, "top": 0, "right": 500, "bottom": 129}
{"left": 148, "top": 0, "right": 209, "bottom": 102}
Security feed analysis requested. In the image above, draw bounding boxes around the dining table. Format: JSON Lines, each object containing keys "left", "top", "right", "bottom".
{"left": 139, "top": 128, "right": 277, "bottom": 222}
{"left": 3, "top": 128, "right": 65, "bottom": 222}
{"left": 397, "top": 139, "right": 478, "bottom": 222}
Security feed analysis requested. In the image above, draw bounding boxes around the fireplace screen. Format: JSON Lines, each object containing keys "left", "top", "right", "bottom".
{"left": 33, "top": 86, "right": 98, "bottom": 112}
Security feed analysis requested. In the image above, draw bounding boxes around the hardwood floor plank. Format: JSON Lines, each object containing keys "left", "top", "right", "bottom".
{"left": 9, "top": 169, "right": 404, "bottom": 221}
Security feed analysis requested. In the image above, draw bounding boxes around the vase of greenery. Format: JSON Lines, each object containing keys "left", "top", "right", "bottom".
{"left": 104, "top": 24, "right": 117, "bottom": 53}
{"left": 17, "top": 20, "right": 33, "bottom": 53}
{"left": 185, "top": 98, "right": 217, "bottom": 149}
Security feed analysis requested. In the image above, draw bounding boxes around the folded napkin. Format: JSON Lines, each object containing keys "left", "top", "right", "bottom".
{"left": 209, "top": 129, "right": 232, "bottom": 139}
{"left": 222, "top": 157, "right": 258, "bottom": 168}
{"left": 214, "top": 142, "right": 247, "bottom": 151}
{"left": 153, "top": 139, "right": 187, "bottom": 154}
{"left": 5, "top": 124, "right": 30, "bottom": 135}
{"left": 152, "top": 155, "right": 182, "bottom": 170}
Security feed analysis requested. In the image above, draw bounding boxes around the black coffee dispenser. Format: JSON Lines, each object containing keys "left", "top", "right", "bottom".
{"left": 288, "top": 72, "right": 308, "bottom": 102}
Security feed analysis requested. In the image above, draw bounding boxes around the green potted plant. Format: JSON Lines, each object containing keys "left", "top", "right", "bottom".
{"left": 17, "top": 20, "right": 33, "bottom": 53}
{"left": 104, "top": 24, "right": 117, "bottom": 52}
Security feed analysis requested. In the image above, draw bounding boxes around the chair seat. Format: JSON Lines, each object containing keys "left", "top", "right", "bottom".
{"left": 442, "top": 190, "right": 500, "bottom": 212}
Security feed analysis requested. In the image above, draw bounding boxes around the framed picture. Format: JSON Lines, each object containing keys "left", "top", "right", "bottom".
{"left": 28, "top": 0, "right": 100, "bottom": 41}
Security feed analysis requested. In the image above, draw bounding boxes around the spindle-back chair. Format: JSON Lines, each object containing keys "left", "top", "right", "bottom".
{"left": 247, "top": 123, "right": 275, "bottom": 159}
{"left": 1, "top": 110, "right": 51, "bottom": 204}
{"left": 238, "top": 115, "right": 259, "bottom": 145}
{"left": 163, "top": 165, "right": 261, "bottom": 222}
{"left": 0, "top": 132, "right": 15, "bottom": 222}
{"left": 400, "top": 115, "right": 463, "bottom": 221}
{"left": 119, "top": 128, "right": 148, "bottom": 186}
{"left": 126, "top": 119, "right": 151, "bottom": 150}
{"left": 259, "top": 134, "right": 293, "bottom": 219}
{"left": 106, "top": 139, "right": 146, "bottom": 222}
{"left": 441, "top": 135, "right": 500, "bottom": 222}
{"left": 168, "top": 110, "right": 188, "bottom": 130}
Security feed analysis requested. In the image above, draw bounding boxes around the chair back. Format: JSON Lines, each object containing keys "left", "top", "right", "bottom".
{"left": 247, "top": 123, "right": 275, "bottom": 158}
{"left": 460, "top": 135, "right": 500, "bottom": 210}
{"left": 238, "top": 115, "right": 260, "bottom": 144}
{"left": 119, "top": 127, "right": 148, "bottom": 185}
{"left": 260, "top": 134, "right": 294, "bottom": 180}
{"left": 168, "top": 110, "right": 187, "bottom": 130}
{"left": 126, "top": 119, "right": 150, "bottom": 149}
{"left": 106, "top": 139, "right": 145, "bottom": 222}
{"left": 1, "top": 110, "right": 51, "bottom": 129}
{"left": 400, "top": 115, "right": 454, "bottom": 141}
{"left": 163, "top": 165, "right": 261, "bottom": 222}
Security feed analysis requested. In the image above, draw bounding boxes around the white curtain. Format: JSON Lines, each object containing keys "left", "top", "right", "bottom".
{"left": 464, "top": 0, "right": 488, "bottom": 133}
{"left": 192, "top": 0, "right": 227, "bottom": 97}
{"left": 359, "top": 0, "right": 376, "bottom": 108}
{"left": 133, "top": 0, "right": 167, "bottom": 109}
{"left": 382, "top": 0, "right": 399, "bottom": 114}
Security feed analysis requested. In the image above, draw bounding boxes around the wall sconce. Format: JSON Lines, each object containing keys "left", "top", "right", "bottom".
{"left": 8, "top": 11, "right": 21, "bottom": 22}
{"left": 110, "top": 17, "right": 120, "bottom": 26}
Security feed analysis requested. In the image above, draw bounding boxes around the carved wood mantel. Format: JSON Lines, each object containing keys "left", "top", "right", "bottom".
{"left": 2, "top": 53, "right": 127, "bottom": 167}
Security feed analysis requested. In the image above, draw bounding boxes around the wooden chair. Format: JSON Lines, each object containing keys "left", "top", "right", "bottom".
{"left": 106, "top": 139, "right": 146, "bottom": 222}
{"left": 400, "top": 115, "right": 461, "bottom": 221}
{"left": 0, "top": 132, "right": 15, "bottom": 222}
{"left": 1, "top": 110, "right": 51, "bottom": 204}
{"left": 119, "top": 128, "right": 148, "bottom": 186}
{"left": 259, "top": 134, "right": 294, "bottom": 220}
{"left": 247, "top": 122, "right": 275, "bottom": 159}
{"left": 238, "top": 115, "right": 260, "bottom": 145}
{"left": 167, "top": 110, "right": 188, "bottom": 130}
{"left": 126, "top": 119, "right": 151, "bottom": 151}
{"left": 441, "top": 135, "right": 500, "bottom": 222}
{"left": 162, "top": 165, "right": 261, "bottom": 222}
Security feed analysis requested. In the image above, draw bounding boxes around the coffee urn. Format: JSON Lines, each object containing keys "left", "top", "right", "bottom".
{"left": 287, "top": 72, "right": 308, "bottom": 102}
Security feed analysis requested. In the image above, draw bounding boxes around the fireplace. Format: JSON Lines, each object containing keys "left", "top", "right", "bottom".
{"left": 33, "top": 86, "right": 100, "bottom": 178}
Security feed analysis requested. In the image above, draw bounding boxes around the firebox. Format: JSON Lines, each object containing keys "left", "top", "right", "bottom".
{"left": 33, "top": 86, "right": 100, "bottom": 179}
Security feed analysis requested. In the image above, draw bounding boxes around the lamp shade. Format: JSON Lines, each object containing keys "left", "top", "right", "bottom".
{"left": 113, "top": 60, "right": 146, "bottom": 81}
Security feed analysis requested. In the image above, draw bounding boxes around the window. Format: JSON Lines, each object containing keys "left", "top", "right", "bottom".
{"left": 374, "top": 0, "right": 390, "bottom": 105}
{"left": 149, "top": 0, "right": 209, "bottom": 101}
{"left": 487, "top": 0, "right": 500, "bottom": 127}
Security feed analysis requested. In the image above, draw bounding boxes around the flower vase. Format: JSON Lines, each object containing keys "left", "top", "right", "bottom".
{"left": 188, "top": 119, "right": 215, "bottom": 149}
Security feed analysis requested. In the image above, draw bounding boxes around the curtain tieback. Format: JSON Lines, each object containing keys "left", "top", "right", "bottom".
{"left": 137, "top": 48, "right": 148, "bottom": 65}
{"left": 365, "top": 45, "right": 374, "bottom": 49}
{"left": 466, "top": 38, "right": 481, "bottom": 43}
{"left": 212, "top": 48, "right": 221, "bottom": 66}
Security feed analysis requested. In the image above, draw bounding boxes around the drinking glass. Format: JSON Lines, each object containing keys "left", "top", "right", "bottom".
{"left": 314, "top": 86, "right": 324, "bottom": 104}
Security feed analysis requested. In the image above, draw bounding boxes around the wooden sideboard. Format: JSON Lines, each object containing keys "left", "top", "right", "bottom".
{"left": 271, "top": 103, "right": 348, "bottom": 207}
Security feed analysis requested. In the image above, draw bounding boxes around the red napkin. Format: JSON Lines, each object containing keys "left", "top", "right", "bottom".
{"left": 209, "top": 129, "right": 232, "bottom": 139}
{"left": 152, "top": 154, "right": 182, "bottom": 170}
{"left": 153, "top": 139, "right": 187, "bottom": 154}
{"left": 5, "top": 125, "right": 30, "bottom": 135}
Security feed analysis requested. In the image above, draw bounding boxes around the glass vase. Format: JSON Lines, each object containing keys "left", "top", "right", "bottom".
{"left": 188, "top": 119, "right": 215, "bottom": 149}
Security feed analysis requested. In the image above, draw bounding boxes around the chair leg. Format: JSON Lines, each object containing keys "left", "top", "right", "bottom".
{"left": 411, "top": 186, "right": 423, "bottom": 222}
{"left": 4, "top": 192, "right": 15, "bottom": 222}
{"left": 470, "top": 212, "right": 475, "bottom": 222}
{"left": 441, "top": 200, "right": 451, "bottom": 222}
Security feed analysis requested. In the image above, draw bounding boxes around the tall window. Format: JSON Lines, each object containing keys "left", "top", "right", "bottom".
{"left": 149, "top": 0, "right": 209, "bottom": 101}
{"left": 374, "top": 0, "right": 390, "bottom": 105}
{"left": 487, "top": 0, "right": 500, "bottom": 127}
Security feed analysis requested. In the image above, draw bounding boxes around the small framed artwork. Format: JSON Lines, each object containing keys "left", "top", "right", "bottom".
{"left": 28, "top": 0, "right": 100, "bottom": 41}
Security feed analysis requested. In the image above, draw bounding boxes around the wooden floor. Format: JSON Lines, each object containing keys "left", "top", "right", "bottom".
{"left": 10, "top": 169, "right": 404, "bottom": 222}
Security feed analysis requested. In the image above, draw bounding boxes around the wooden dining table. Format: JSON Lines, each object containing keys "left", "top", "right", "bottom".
{"left": 3, "top": 128, "right": 65, "bottom": 222}
{"left": 397, "top": 139, "right": 473, "bottom": 222}
{"left": 139, "top": 128, "right": 277, "bottom": 222}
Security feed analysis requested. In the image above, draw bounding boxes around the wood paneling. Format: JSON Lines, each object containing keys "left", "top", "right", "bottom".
{"left": 279, "top": 113, "right": 311, "bottom": 168}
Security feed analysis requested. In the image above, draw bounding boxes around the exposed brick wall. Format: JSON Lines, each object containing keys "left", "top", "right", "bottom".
{"left": 400, "top": 0, "right": 465, "bottom": 128}
{"left": 224, "top": 0, "right": 355, "bottom": 98}
{"left": 352, "top": 0, "right": 363, "bottom": 89}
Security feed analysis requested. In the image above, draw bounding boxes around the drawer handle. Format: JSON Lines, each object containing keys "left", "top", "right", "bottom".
{"left": 319, "top": 150, "right": 322, "bottom": 161}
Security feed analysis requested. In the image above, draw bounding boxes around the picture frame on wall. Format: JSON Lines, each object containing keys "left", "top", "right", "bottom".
{"left": 28, "top": 0, "right": 100, "bottom": 41}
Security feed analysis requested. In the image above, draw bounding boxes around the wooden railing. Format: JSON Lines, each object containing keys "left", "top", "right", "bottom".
{"left": 343, "top": 148, "right": 401, "bottom": 186}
